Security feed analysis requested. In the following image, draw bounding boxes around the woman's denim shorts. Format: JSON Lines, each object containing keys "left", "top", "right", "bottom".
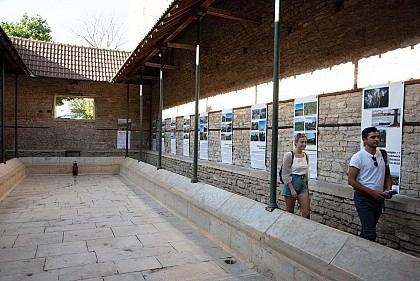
{"left": 282, "top": 174, "right": 307, "bottom": 196}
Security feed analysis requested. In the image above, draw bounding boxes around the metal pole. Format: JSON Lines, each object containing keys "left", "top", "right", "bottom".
{"left": 149, "top": 84, "right": 153, "bottom": 150}
{"left": 125, "top": 83, "right": 129, "bottom": 157}
{"left": 266, "top": 0, "right": 281, "bottom": 212}
{"left": 1, "top": 53, "right": 5, "bottom": 163}
{"left": 139, "top": 68, "right": 144, "bottom": 162}
{"left": 192, "top": 16, "right": 202, "bottom": 183}
{"left": 157, "top": 51, "right": 164, "bottom": 170}
{"left": 14, "top": 74, "right": 18, "bottom": 158}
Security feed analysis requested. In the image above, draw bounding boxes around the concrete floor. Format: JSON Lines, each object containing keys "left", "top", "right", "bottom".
{"left": 0, "top": 175, "right": 272, "bottom": 281}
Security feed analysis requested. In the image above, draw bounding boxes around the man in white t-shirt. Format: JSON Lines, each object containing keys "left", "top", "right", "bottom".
{"left": 348, "top": 127, "right": 393, "bottom": 241}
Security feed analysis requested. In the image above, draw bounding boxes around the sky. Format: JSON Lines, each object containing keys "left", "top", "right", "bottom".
{"left": 0, "top": 0, "right": 172, "bottom": 51}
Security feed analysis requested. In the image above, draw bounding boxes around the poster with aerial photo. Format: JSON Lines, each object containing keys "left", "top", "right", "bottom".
{"left": 294, "top": 96, "right": 318, "bottom": 179}
{"left": 200, "top": 112, "right": 209, "bottom": 160}
{"left": 221, "top": 109, "right": 233, "bottom": 164}
{"left": 362, "top": 82, "right": 404, "bottom": 191}
{"left": 250, "top": 103, "right": 267, "bottom": 170}
{"left": 183, "top": 116, "right": 190, "bottom": 157}
{"left": 170, "top": 117, "right": 176, "bottom": 155}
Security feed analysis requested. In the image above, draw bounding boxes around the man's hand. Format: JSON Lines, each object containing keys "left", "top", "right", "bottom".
{"left": 369, "top": 189, "right": 388, "bottom": 200}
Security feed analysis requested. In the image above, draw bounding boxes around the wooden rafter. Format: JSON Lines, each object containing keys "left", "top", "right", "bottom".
{"left": 206, "top": 7, "right": 260, "bottom": 25}
{"left": 167, "top": 42, "right": 196, "bottom": 51}
{"left": 145, "top": 62, "right": 178, "bottom": 70}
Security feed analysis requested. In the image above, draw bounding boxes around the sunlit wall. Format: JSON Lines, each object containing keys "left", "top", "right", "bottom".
{"left": 163, "top": 44, "right": 420, "bottom": 118}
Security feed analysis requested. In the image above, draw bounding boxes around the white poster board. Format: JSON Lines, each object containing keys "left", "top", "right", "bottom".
{"left": 199, "top": 112, "right": 209, "bottom": 160}
{"left": 117, "top": 119, "right": 131, "bottom": 149}
{"left": 183, "top": 116, "right": 190, "bottom": 157}
{"left": 361, "top": 82, "right": 404, "bottom": 191}
{"left": 117, "top": 131, "right": 131, "bottom": 149}
{"left": 221, "top": 109, "right": 233, "bottom": 164}
{"left": 161, "top": 119, "right": 165, "bottom": 153}
{"left": 152, "top": 120, "right": 157, "bottom": 151}
{"left": 170, "top": 117, "right": 176, "bottom": 155}
{"left": 250, "top": 103, "right": 267, "bottom": 169}
{"left": 294, "top": 96, "right": 318, "bottom": 179}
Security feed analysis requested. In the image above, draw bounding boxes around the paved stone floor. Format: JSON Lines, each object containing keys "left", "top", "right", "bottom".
{"left": 0, "top": 175, "right": 272, "bottom": 281}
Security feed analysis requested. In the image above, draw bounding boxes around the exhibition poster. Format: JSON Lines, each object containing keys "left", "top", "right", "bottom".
{"left": 294, "top": 96, "right": 318, "bottom": 179}
{"left": 361, "top": 81, "right": 404, "bottom": 191}
{"left": 221, "top": 109, "right": 233, "bottom": 164}
{"left": 183, "top": 116, "right": 190, "bottom": 157}
{"left": 117, "top": 119, "right": 131, "bottom": 149}
{"left": 250, "top": 103, "right": 267, "bottom": 170}
{"left": 199, "top": 112, "right": 209, "bottom": 160}
{"left": 170, "top": 117, "right": 176, "bottom": 155}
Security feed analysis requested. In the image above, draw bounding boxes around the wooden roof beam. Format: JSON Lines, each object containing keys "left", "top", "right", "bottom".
{"left": 167, "top": 42, "right": 196, "bottom": 51}
{"left": 206, "top": 7, "right": 261, "bottom": 25}
{"left": 145, "top": 61, "right": 178, "bottom": 70}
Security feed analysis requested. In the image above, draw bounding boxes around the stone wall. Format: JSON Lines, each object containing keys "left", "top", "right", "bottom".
{"left": 158, "top": 83, "right": 419, "bottom": 199}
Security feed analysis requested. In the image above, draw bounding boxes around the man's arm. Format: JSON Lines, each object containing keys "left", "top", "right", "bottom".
{"left": 348, "top": 166, "right": 386, "bottom": 201}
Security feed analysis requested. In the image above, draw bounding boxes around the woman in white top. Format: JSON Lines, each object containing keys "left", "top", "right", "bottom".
{"left": 281, "top": 133, "right": 310, "bottom": 219}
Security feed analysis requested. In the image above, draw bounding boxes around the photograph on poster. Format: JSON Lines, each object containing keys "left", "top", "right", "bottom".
{"left": 226, "top": 123, "right": 232, "bottom": 132}
{"left": 170, "top": 119, "right": 176, "bottom": 127}
{"left": 304, "top": 132, "right": 317, "bottom": 146}
{"left": 221, "top": 123, "right": 227, "bottom": 132}
{"left": 305, "top": 116, "right": 317, "bottom": 131}
{"left": 260, "top": 108, "right": 267, "bottom": 119}
{"left": 391, "top": 172, "right": 399, "bottom": 186}
{"left": 251, "top": 122, "right": 258, "bottom": 130}
{"left": 251, "top": 131, "right": 259, "bottom": 141}
{"left": 378, "top": 128, "right": 387, "bottom": 147}
{"left": 252, "top": 109, "right": 260, "bottom": 120}
{"left": 295, "top": 103, "right": 304, "bottom": 116}
{"left": 259, "top": 131, "right": 266, "bottom": 141}
{"left": 183, "top": 125, "right": 189, "bottom": 133}
{"left": 171, "top": 132, "right": 175, "bottom": 139}
{"left": 200, "top": 115, "right": 208, "bottom": 124}
{"left": 183, "top": 134, "right": 189, "bottom": 139}
{"left": 259, "top": 120, "right": 266, "bottom": 131}
{"left": 363, "top": 87, "right": 389, "bottom": 109}
{"left": 222, "top": 112, "right": 233, "bottom": 122}
{"left": 225, "top": 133, "right": 232, "bottom": 141}
{"left": 295, "top": 117, "right": 304, "bottom": 131}
{"left": 372, "top": 108, "right": 400, "bottom": 127}
{"left": 304, "top": 101, "right": 317, "bottom": 115}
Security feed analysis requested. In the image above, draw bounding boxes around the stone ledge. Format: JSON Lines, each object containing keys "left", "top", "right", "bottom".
{"left": 19, "top": 157, "right": 124, "bottom": 175}
{"left": 0, "top": 158, "right": 26, "bottom": 200}
{"left": 120, "top": 158, "right": 420, "bottom": 281}
{"left": 146, "top": 150, "right": 418, "bottom": 215}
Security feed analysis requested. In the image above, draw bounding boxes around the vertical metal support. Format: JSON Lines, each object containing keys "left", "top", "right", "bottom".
{"left": 266, "top": 0, "right": 281, "bottom": 212}
{"left": 157, "top": 51, "right": 164, "bottom": 170}
{"left": 139, "top": 68, "right": 144, "bottom": 162}
{"left": 14, "top": 74, "right": 18, "bottom": 158}
{"left": 0, "top": 53, "right": 5, "bottom": 163}
{"left": 125, "top": 83, "right": 130, "bottom": 157}
{"left": 192, "top": 16, "right": 202, "bottom": 183}
{"left": 149, "top": 84, "right": 153, "bottom": 150}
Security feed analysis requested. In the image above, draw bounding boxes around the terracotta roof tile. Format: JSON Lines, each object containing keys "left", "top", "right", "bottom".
{"left": 11, "top": 37, "right": 130, "bottom": 82}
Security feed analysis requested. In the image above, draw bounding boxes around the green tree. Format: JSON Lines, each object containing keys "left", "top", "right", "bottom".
{"left": 0, "top": 13, "right": 52, "bottom": 41}
{"left": 69, "top": 98, "right": 94, "bottom": 120}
